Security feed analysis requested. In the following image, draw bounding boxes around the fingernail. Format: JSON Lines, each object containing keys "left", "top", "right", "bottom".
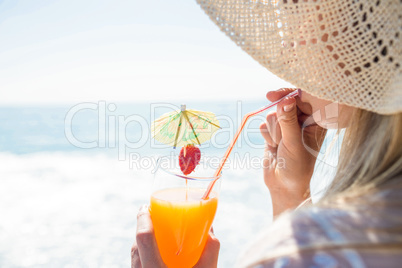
{"left": 283, "top": 103, "right": 295, "bottom": 112}
{"left": 297, "top": 88, "right": 302, "bottom": 98}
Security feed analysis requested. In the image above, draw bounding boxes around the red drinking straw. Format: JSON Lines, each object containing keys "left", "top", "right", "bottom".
{"left": 202, "top": 89, "right": 301, "bottom": 200}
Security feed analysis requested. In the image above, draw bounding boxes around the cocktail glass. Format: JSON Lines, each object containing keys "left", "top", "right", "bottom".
{"left": 150, "top": 156, "right": 221, "bottom": 268}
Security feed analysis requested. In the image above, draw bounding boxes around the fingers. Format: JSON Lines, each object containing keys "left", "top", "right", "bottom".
{"left": 194, "top": 231, "right": 220, "bottom": 268}
{"left": 260, "top": 112, "right": 282, "bottom": 148}
{"left": 260, "top": 112, "right": 279, "bottom": 170}
{"left": 131, "top": 242, "right": 142, "bottom": 268}
{"left": 260, "top": 122, "right": 274, "bottom": 147}
{"left": 135, "top": 205, "right": 166, "bottom": 268}
{"left": 276, "top": 97, "right": 302, "bottom": 147}
{"left": 267, "top": 112, "right": 282, "bottom": 146}
{"left": 266, "top": 88, "right": 297, "bottom": 102}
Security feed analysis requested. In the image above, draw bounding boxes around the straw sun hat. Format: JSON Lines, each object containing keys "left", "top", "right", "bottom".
{"left": 196, "top": 0, "right": 401, "bottom": 114}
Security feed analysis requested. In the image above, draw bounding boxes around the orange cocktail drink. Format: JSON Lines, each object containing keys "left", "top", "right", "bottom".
{"left": 151, "top": 188, "right": 218, "bottom": 267}
{"left": 150, "top": 157, "right": 221, "bottom": 268}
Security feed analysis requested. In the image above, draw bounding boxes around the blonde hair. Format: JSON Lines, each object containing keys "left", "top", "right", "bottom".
{"left": 322, "top": 109, "right": 402, "bottom": 202}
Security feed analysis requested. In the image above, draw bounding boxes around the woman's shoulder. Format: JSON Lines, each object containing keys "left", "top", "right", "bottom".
{"left": 236, "top": 200, "right": 402, "bottom": 268}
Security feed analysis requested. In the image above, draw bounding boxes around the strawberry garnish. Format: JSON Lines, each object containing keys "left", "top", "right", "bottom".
{"left": 179, "top": 144, "right": 201, "bottom": 175}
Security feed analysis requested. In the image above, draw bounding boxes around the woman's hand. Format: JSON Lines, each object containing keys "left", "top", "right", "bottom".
{"left": 131, "top": 205, "right": 220, "bottom": 268}
{"left": 131, "top": 205, "right": 166, "bottom": 268}
{"left": 260, "top": 88, "right": 326, "bottom": 217}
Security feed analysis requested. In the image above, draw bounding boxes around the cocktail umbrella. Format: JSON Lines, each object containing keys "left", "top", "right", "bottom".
{"left": 151, "top": 105, "right": 220, "bottom": 148}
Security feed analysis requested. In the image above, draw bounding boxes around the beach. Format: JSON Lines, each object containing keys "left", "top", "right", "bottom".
{"left": 0, "top": 154, "right": 272, "bottom": 268}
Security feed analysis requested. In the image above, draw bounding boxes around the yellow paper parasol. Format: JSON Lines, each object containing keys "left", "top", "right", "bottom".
{"left": 151, "top": 105, "right": 220, "bottom": 148}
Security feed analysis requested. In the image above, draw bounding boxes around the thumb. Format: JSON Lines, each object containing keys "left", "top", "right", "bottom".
{"left": 277, "top": 97, "right": 302, "bottom": 147}
{"left": 136, "top": 205, "right": 166, "bottom": 268}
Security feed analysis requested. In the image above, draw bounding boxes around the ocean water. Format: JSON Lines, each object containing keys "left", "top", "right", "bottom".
{"left": 0, "top": 101, "right": 339, "bottom": 267}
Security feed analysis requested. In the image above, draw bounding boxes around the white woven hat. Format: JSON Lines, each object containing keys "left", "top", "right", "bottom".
{"left": 196, "top": 0, "right": 402, "bottom": 114}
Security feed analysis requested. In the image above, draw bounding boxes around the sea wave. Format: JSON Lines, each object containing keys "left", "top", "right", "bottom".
{"left": 0, "top": 152, "right": 271, "bottom": 267}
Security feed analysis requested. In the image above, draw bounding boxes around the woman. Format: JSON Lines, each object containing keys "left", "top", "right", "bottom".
{"left": 132, "top": 0, "right": 402, "bottom": 267}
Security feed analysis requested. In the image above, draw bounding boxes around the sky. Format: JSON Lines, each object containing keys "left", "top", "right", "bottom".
{"left": 0, "top": 0, "right": 292, "bottom": 104}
